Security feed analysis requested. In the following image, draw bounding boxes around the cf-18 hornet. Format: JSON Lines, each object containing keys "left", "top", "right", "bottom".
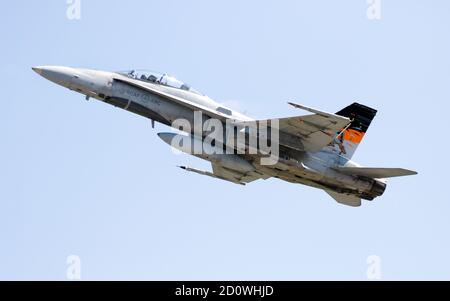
{"left": 33, "top": 66, "right": 417, "bottom": 207}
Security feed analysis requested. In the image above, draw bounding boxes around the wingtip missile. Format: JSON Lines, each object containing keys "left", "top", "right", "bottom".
{"left": 178, "top": 166, "right": 245, "bottom": 185}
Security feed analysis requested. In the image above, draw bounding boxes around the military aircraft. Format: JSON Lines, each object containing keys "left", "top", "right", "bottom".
{"left": 32, "top": 66, "right": 417, "bottom": 207}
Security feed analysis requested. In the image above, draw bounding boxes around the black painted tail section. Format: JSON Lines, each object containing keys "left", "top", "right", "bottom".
{"left": 335, "top": 103, "right": 377, "bottom": 133}
{"left": 325, "top": 103, "right": 378, "bottom": 159}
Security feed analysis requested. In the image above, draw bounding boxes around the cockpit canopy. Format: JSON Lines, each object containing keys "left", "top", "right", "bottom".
{"left": 117, "top": 70, "right": 202, "bottom": 95}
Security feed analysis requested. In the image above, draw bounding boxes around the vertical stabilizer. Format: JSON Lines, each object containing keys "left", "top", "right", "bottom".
{"left": 328, "top": 103, "right": 377, "bottom": 159}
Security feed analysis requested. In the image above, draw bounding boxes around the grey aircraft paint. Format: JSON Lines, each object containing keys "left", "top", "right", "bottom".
{"left": 33, "top": 66, "right": 417, "bottom": 207}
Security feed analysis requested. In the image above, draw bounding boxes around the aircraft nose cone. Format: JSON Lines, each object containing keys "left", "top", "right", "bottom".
{"left": 32, "top": 66, "right": 63, "bottom": 78}
{"left": 32, "top": 66, "right": 44, "bottom": 75}
{"left": 32, "top": 65, "right": 76, "bottom": 88}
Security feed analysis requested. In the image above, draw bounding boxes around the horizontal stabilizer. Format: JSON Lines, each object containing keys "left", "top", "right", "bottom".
{"left": 336, "top": 167, "right": 418, "bottom": 179}
{"left": 325, "top": 190, "right": 361, "bottom": 207}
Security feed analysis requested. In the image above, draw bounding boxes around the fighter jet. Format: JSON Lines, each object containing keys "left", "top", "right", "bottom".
{"left": 32, "top": 66, "right": 417, "bottom": 207}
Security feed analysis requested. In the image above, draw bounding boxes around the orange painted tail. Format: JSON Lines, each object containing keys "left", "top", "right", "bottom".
{"left": 329, "top": 103, "right": 377, "bottom": 159}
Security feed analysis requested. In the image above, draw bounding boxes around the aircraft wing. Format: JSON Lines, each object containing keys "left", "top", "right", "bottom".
{"left": 335, "top": 167, "right": 418, "bottom": 179}
{"left": 211, "top": 163, "right": 264, "bottom": 184}
{"left": 276, "top": 113, "right": 351, "bottom": 152}
{"left": 234, "top": 102, "right": 351, "bottom": 152}
{"left": 325, "top": 190, "right": 362, "bottom": 207}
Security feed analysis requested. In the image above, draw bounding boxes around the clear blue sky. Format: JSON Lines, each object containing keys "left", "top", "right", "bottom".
{"left": 1, "top": 0, "right": 449, "bottom": 280}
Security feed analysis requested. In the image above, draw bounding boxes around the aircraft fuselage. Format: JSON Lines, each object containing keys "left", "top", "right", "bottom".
{"left": 33, "top": 66, "right": 388, "bottom": 204}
